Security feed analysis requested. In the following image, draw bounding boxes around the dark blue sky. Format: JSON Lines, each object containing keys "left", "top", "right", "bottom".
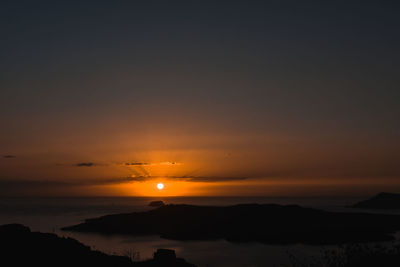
{"left": 1, "top": 1, "right": 399, "bottom": 196}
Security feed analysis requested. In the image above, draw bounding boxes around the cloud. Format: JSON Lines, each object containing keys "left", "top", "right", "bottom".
{"left": 3, "top": 155, "right": 16, "bottom": 158}
{"left": 58, "top": 161, "right": 181, "bottom": 168}
{"left": 74, "top": 162, "right": 109, "bottom": 167}
{"left": 125, "top": 175, "right": 247, "bottom": 183}
{"left": 85, "top": 176, "right": 149, "bottom": 184}
{"left": 124, "top": 162, "right": 150, "bottom": 166}
{"left": 0, "top": 179, "right": 76, "bottom": 189}
{"left": 126, "top": 175, "right": 148, "bottom": 182}
{"left": 159, "top": 161, "right": 182, "bottom": 166}
{"left": 124, "top": 161, "right": 181, "bottom": 166}
{"left": 0, "top": 177, "right": 145, "bottom": 196}
{"left": 75, "top": 162, "right": 97, "bottom": 167}
{"left": 0, "top": 176, "right": 148, "bottom": 189}
{"left": 165, "top": 176, "right": 247, "bottom": 182}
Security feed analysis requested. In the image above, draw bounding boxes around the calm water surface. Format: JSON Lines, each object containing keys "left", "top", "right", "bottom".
{"left": 0, "top": 196, "right": 389, "bottom": 267}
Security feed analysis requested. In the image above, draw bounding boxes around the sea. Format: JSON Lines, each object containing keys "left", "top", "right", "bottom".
{"left": 0, "top": 196, "right": 396, "bottom": 267}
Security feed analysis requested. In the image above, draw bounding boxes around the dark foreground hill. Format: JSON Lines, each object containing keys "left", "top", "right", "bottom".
{"left": 64, "top": 203, "right": 400, "bottom": 245}
{"left": 353, "top": 192, "right": 400, "bottom": 209}
{"left": 0, "top": 224, "right": 196, "bottom": 267}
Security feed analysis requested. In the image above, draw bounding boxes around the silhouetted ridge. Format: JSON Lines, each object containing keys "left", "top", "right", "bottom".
{"left": 149, "top": 201, "right": 165, "bottom": 207}
{"left": 353, "top": 192, "right": 400, "bottom": 209}
{"left": 0, "top": 224, "right": 196, "bottom": 267}
{"left": 63, "top": 203, "right": 400, "bottom": 245}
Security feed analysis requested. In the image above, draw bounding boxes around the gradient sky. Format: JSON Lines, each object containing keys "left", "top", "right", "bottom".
{"left": 1, "top": 1, "right": 399, "bottom": 196}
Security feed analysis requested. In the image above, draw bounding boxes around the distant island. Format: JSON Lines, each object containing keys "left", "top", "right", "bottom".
{"left": 63, "top": 203, "right": 400, "bottom": 245}
{"left": 0, "top": 224, "right": 196, "bottom": 267}
{"left": 149, "top": 200, "right": 165, "bottom": 207}
{"left": 352, "top": 192, "right": 400, "bottom": 209}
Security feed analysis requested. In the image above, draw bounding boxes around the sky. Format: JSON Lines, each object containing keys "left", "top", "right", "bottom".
{"left": 1, "top": 1, "right": 399, "bottom": 197}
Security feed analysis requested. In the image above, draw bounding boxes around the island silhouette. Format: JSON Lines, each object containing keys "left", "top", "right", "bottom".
{"left": 63, "top": 203, "right": 400, "bottom": 245}
{"left": 352, "top": 192, "right": 400, "bottom": 209}
{"left": 0, "top": 224, "right": 196, "bottom": 267}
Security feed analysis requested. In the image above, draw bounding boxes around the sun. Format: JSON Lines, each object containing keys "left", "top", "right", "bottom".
{"left": 157, "top": 183, "right": 164, "bottom": 190}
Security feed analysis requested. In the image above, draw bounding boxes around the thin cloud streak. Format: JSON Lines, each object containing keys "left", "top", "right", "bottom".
{"left": 76, "top": 162, "right": 97, "bottom": 167}
{"left": 124, "top": 162, "right": 150, "bottom": 166}
{"left": 123, "top": 161, "right": 182, "bottom": 166}
{"left": 128, "top": 175, "right": 248, "bottom": 183}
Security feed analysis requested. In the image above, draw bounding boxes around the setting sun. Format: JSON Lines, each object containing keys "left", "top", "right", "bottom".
{"left": 157, "top": 183, "right": 164, "bottom": 190}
